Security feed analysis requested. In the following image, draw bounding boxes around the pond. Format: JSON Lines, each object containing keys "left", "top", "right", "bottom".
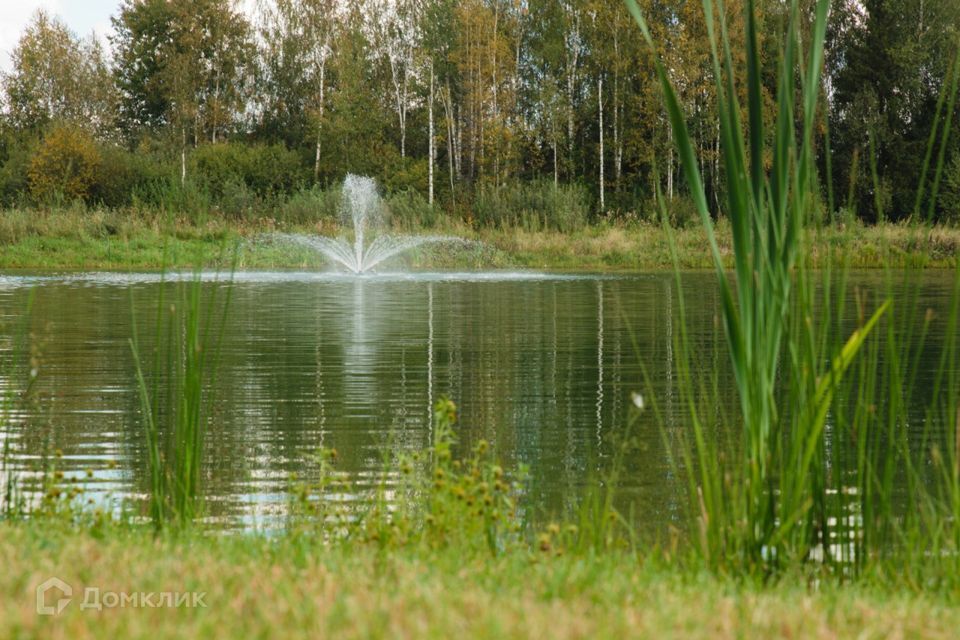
{"left": 0, "top": 269, "right": 956, "bottom": 533}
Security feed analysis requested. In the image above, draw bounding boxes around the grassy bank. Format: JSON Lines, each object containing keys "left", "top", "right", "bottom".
{"left": 0, "top": 208, "right": 958, "bottom": 271}
{"left": 4, "top": 523, "right": 960, "bottom": 640}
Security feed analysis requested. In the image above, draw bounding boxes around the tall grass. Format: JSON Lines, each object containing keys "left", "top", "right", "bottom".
{"left": 130, "top": 268, "right": 233, "bottom": 530}
{"left": 473, "top": 181, "right": 590, "bottom": 232}
{"left": 627, "top": 0, "right": 960, "bottom": 581}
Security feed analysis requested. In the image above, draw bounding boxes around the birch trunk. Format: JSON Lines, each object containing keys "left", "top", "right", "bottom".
{"left": 598, "top": 75, "right": 604, "bottom": 212}
{"left": 428, "top": 61, "right": 435, "bottom": 206}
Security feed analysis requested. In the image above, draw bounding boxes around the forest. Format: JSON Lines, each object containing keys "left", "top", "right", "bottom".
{"left": 1, "top": 0, "right": 958, "bottom": 228}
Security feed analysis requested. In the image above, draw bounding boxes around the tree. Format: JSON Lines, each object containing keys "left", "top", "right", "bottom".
{"left": 368, "top": 0, "right": 421, "bottom": 160}
{"left": 259, "top": 0, "right": 340, "bottom": 179}
{"left": 28, "top": 124, "right": 101, "bottom": 202}
{"left": 112, "top": 0, "right": 254, "bottom": 180}
{"left": 829, "top": 0, "right": 960, "bottom": 221}
{"left": 3, "top": 11, "right": 115, "bottom": 136}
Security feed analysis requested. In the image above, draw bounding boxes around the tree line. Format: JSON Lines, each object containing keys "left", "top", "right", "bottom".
{"left": 1, "top": 0, "right": 958, "bottom": 225}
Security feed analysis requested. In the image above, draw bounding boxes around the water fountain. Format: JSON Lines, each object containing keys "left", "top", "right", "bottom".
{"left": 273, "top": 175, "right": 466, "bottom": 274}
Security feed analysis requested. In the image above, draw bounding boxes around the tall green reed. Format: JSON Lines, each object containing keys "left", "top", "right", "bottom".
{"left": 130, "top": 267, "right": 232, "bottom": 530}
{"left": 624, "top": 0, "right": 915, "bottom": 577}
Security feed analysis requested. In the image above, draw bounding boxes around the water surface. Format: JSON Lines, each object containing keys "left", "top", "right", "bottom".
{"left": 0, "top": 270, "right": 954, "bottom": 532}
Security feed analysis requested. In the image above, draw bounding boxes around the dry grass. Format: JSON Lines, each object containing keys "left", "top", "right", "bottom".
{"left": 1, "top": 524, "right": 958, "bottom": 639}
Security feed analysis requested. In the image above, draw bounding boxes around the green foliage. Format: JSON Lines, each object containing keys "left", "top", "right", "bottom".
{"left": 3, "top": 11, "right": 115, "bottom": 133}
{"left": 132, "top": 178, "right": 213, "bottom": 220}
{"left": 385, "top": 188, "right": 437, "bottom": 229}
{"left": 829, "top": 0, "right": 960, "bottom": 222}
{"left": 276, "top": 185, "right": 341, "bottom": 225}
{"left": 191, "top": 142, "right": 305, "bottom": 203}
{"left": 112, "top": 0, "right": 254, "bottom": 141}
{"left": 130, "top": 273, "right": 232, "bottom": 530}
{"left": 473, "top": 181, "right": 590, "bottom": 232}
{"left": 28, "top": 125, "right": 101, "bottom": 204}
{"left": 92, "top": 145, "right": 165, "bottom": 208}
{"left": 0, "top": 136, "right": 35, "bottom": 207}
{"left": 939, "top": 155, "right": 960, "bottom": 223}
{"left": 290, "top": 398, "right": 529, "bottom": 555}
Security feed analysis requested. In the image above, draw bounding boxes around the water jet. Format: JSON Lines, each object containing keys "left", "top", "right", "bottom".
{"left": 273, "top": 175, "right": 467, "bottom": 273}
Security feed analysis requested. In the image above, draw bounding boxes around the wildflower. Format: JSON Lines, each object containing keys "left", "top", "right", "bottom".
{"left": 538, "top": 533, "right": 552, "bottom": 552}
{"left": 631, "top": 392, "right": 645, "bottom": 411}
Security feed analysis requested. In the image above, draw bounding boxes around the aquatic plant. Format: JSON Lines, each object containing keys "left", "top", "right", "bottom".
{"left": 627, "top": 0, "right": 960, "bottom": 580}
{"left": 130, "top": 269, "right": 232, "bottom": 530}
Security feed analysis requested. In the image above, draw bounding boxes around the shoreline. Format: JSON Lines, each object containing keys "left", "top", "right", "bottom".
{"left": 0, "top": 211, "right": 958, "bottom": 272}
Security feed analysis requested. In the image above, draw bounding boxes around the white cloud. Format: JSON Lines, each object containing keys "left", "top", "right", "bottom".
{"left": 0, "top": 2, "right": 65, "bottom": 72}
{"left": 0, "top": 0, "right": 262, "bottom": 74}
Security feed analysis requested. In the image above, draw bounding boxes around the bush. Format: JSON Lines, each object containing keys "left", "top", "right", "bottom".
{"left": 385, "top": 188, "right": 437, "bottom": 229}
{"left": 381, "top": 156, "right": 429, "bottom": 194}
{"left": 132, "top": 177, "right": 213, "bottom": 222}
{"left": 939, "top": 155, "right": 960, "bottom": 225}
{"left": 664, "top": 195, "right": 699, "bottom": 228}
{"left": 473, "top": 181, "right": 589, "bottom": 232}
{"left": 91, "top": 145, "right": 165, "bottom": 208}
{"left": 28, "top": 125, "right": 101, "bottom": 203}
{"left": 0, "top": 138, "right": 34, "bottom": 207}
{"left": 192, "top": 142, "right": 305, "bottom": 202}
{"left": 216, "top": 178, "right": 257, "bottom": 219}
{"left": 277, "top": 185, "right": 341, "bottom": 225}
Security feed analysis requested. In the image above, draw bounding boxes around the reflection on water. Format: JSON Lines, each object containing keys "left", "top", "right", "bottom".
{"left": 0, "top": 270, "right": 956, "bottom": 532}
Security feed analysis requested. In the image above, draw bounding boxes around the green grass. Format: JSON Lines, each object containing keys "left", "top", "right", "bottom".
{"left": 2, "top": 0, "right": 960, "bottom": 634}
{"left": 4, "top": 521, "right": 960, "bottom": 640}
{"left": 0, "top": 207, "right": 956, "bottom": 271}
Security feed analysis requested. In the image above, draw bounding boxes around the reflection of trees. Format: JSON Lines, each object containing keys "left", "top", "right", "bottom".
{"left": 20, "top": 273, "right": 947, "bottom": 532}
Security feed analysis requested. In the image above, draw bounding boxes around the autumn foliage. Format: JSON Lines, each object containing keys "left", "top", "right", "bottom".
{"left": 28, "top": 125, "right": 102, "bottom": 203}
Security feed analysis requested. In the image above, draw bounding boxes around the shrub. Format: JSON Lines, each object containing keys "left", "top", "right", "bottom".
{"left": 91, "top": 145, "right": 165, "bottom": 208}
{"left": 277, "top": 185, "right": 341, "bottom": 225}
{"left": 664, "top": 195, "right": 699, "bottom": 228}
{"left": 132, "top": 176, "right": 213, "bottom": 222}
{"left": 385, "top": 188, "right": 437, "bottom": 229}
{"left": 381, "top": 156, "right": 429, "bottom": 194}
{"left": 192, "top": 142, "right": 305, "bottom": 202}
{"left": 216, "top": 178, "right": 257, "bottom": 219}
{"left": 474, "top": 181, "right": 589, "bottom": 232}
{"left": 938, "top": 155, "right": 960, "bottom": 224}
{"left": 0, "top": 139, "right": 34, "bottom": 207}
{"left": 28, "top": 125, "right": 101, "bottom": 203}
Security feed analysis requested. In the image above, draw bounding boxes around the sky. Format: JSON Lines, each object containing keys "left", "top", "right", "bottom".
{"left": 0, "top": 0, "right": 260, "bottom": 74}
{"left": 0, "top": 1, "right": 116, "bottom": 71}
